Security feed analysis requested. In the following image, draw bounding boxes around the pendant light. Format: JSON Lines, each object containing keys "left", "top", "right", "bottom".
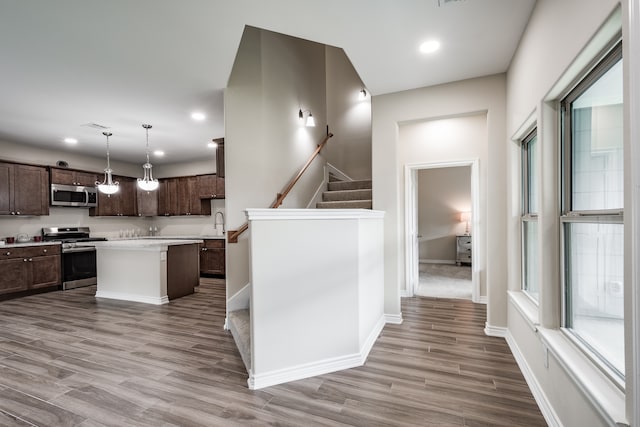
{"left": 95, "top": 131, "right": 120, "bottom": 195}
{"left": 137, "top": 123, "right": 159, "bottom": 191}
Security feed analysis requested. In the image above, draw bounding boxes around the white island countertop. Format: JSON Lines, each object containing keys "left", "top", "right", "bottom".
{"left": 93, "top": 239, "right": 201, "bottom": 305}
{"left": 91, "top": 239, "right": 203, "bottom": 251}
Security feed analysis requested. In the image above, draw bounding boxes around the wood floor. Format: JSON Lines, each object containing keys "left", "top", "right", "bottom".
{"left": 0, "top": 279, "right": 546, "bottom": 427}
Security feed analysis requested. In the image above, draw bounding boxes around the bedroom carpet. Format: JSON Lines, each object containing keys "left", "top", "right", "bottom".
{"left": 416, "top": 262, "right": 472, "bottom": 300}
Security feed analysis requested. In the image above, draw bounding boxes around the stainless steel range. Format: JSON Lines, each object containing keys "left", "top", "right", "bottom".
{"left": 42, "top": 227, "right": 106, "bottom": 290}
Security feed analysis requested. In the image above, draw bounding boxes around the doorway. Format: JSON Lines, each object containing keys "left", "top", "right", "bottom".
{"left": 405, "top": 160, "right": 480, "bottom": 302}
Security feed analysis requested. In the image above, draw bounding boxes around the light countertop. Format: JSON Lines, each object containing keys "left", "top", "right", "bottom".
{"left": 91, "top": 239, "right": 204, "bottom": 251}
{"left": 142, "top": 235, "right": 226, "bottom": 240}
{"left": 0, "top": 241, "right": 61, "bottom": 249}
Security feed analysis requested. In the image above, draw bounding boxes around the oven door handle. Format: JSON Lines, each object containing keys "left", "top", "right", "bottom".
{"left": 63, "top": 247, "right": 96, "bottom": 253}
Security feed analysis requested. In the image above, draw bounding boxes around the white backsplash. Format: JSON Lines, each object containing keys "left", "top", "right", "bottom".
{"left": 0, "top": 199, "right": 226, "bottom": 241}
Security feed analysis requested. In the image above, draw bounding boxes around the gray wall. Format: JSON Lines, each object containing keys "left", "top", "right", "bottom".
{"left": 418, "top": 166, "right": 471, "bottom": 262}
{"left": 324, "top": 46, "right": 371, "bottom": 180}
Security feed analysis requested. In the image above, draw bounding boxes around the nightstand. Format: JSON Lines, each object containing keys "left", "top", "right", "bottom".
{"left": 456, "top": 235, "right": 472, "bottom": 266}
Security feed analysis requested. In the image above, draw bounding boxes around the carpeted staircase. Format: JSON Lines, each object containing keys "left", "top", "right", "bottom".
{"left": 316, "top": 176, "right": 372, "bottom": 209}
{"left": 228, "top": 309, "right": 251, "bottom": 372}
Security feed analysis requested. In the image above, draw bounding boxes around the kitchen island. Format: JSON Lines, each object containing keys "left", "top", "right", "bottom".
{"left": 91, "top": 239, "right": 202, "bottom": 305}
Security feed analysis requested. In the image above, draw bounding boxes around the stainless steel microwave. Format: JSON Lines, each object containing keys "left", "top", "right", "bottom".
{"left": 51, "top": 184, "right": 98, "bottom": 207}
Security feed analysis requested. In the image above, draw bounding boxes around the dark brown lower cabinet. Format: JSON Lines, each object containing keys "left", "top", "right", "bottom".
{"left": 200, "top": 239, "right": 225, "bottom": 276}
{"left": 167, "top": 244, "right": 200, "bottom": 300}
{"left": 0, "top": 245, "right": 61, "bottom": 297}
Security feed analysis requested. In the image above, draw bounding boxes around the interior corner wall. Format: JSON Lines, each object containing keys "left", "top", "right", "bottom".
{"left": 505, "top": 1, "right": 625, "bottom": 425}
{"left": 324, "top": 46, "right": 372, "bottom": 180}
{"left": 372, "top": 74, "right": 506, "bottom": 323}
{"left": 418, "top": 166, "right": 472, "bottom": 262}
{"left": 400, "top": 114, "right": 487, "bottom": 297}
{"left": 225, "top": 27, "right": 327, "bottom": 299}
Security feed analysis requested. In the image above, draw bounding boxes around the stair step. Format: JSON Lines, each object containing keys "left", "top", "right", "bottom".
{"left": 322, "top": 189, "right": 372, "bottom": 202}
{"left": 316, "top": 200, "right": 373, "bottom": 209}
{"left": 328, "top": 173, "right": 343, "bottom": 182}
{"left": 228, "top": 309, "right": 251, "bottom": 372}
{"left": 327, "top": 179, "right": 372, "bottom": 191}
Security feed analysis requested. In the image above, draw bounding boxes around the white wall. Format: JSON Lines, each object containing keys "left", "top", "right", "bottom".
{"left": 505, "top": 0, "right": 629, "bottom": 425}
{"left": 417, "top": 166, "right": 471, "bottom": 262}
{"left": 324, "top": 46, "right": 371, "bottom": 180}
{"left": 372, "top": 75, "right": 505, "bottom": 323}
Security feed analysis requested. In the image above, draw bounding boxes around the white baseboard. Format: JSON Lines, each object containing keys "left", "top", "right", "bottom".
{"left": 476, "top": 295, "right": 488, "bottom": 304}
{"left": 506, "top": 331, "right": 561, "bottom": 427}
{"left": 361, "top": 315, "right": 386, "bottom": 361}
{"left": 326, "top": 162, "right": 353, "bottom": 181}
{"left": 227, "top": 283, "right": 250, "bottom": 312}
{"left": 306, "top": 176, "right": 328, "bottom": 209}
{"left": 95, "top": 291, "right": 169, "bottom": 305}
{"left": 249, "top": 351, "right": 363, "bottom": 390}
{"left": 484, "top": 322, "right": 507, "bottom": 337}
{"left": 420, "top": 259, "right": 456, "bottom": 265}
{"left": 384, "top": 313, "right": 403, "bottom": 324}
{"left": 248, "top": 315, "right": 385, "bottom": 390}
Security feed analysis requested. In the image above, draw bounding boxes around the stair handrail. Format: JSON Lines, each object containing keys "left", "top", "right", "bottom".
{"left": 228, "top": 132, "right": 334, "bottom": 243}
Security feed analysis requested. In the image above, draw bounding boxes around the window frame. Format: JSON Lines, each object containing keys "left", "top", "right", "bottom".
{"left": 521, "top": 128, "right": 539, "bottom": 302}
{"left": 559, "top": 40, "right": 624, "bottom": 385}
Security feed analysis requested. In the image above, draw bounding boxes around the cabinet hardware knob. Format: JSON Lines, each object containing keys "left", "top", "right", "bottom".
{"left": 28, "top": 258, "right": 33, "bottom": 262}
{"left": 43, "top": 249, "right": 47, "bottom": 253}
{"left": 5, "top": 252, "right": 10, "bottom": 255}
{"left": 23, "top": 258, "right": 28, "bottom": 262}
{"left": 16, "top": 212, "right": 20, "bottom": 215}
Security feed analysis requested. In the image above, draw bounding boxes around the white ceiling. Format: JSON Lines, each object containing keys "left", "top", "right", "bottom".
{"left": 0, "top": 0, "right": 535, "bottom": 165}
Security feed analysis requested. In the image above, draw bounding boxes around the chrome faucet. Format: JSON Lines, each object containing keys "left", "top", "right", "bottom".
{"left": 215, "top": 211, "right": 225, "bottom": 233}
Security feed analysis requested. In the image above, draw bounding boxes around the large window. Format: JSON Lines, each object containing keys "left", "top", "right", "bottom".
{"left": 521, "top": 129, "right": 539, "bottom": 301}
{"left": 561, "top": 42, "right": 624, "bottom": 379}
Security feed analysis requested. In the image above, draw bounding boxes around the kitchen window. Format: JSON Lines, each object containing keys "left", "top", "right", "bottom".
{"left": 521, "top": 128, "right": 538, "bottom": 301}
{"left": 560, "top": 41, "right": 624, "bottom": 380}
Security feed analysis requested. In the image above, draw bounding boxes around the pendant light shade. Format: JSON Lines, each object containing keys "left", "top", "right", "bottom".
{"left": 95, "top": 131, "right": 120, "bottom": 195}
{"left": 137, "top": 124, "right": 159, "bottom": 191}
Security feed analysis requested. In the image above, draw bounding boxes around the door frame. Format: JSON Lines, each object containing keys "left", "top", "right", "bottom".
{"left": 404, "top": 159, "right": 480, "bottom": 302}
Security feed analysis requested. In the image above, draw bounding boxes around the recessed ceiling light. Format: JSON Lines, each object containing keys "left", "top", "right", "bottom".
{"left": 419, "top": 40, "right": 441, "bottom": 54}
{"left": 207, "top": 142, "right": 217, "bottom": 148}
{"left": 153, "top": 150, "right": 165, "bottom": 157}
{"left": 191, "top": 112, "right": 206, "bottom": 121}
{"left": 64, "top": 137, "right": 78, "bottom": 144}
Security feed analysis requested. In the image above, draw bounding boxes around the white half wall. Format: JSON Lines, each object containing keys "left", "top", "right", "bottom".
{"left": 246, "top": 209, "right": 385, "bottom": 389}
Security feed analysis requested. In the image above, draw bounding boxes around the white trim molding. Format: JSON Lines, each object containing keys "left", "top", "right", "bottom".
{"left": 95, "top": 291, "right": 169, "bottom": 305}
{"left": 404, "top": 159, "right": 481, "bottom": 303}
{"left": 506, "top": 330, "right": 561, "bottom": 427}
{"left": 625, "top": 0, "right": 640, "bottom": 424}
{"left": 384, "top": 313, "right": 404, "bottom": 324}
{"left": 227, "top": 282, "right": 251, "bottom": 313}
{"left": 248, "top": 315, "right": 386, "bottom": 390}
{"left": 484, "top": 322, "right": 507, "bottom": 337}
{"left": 538, "top": 328, "right": 627, "bottom": 426}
